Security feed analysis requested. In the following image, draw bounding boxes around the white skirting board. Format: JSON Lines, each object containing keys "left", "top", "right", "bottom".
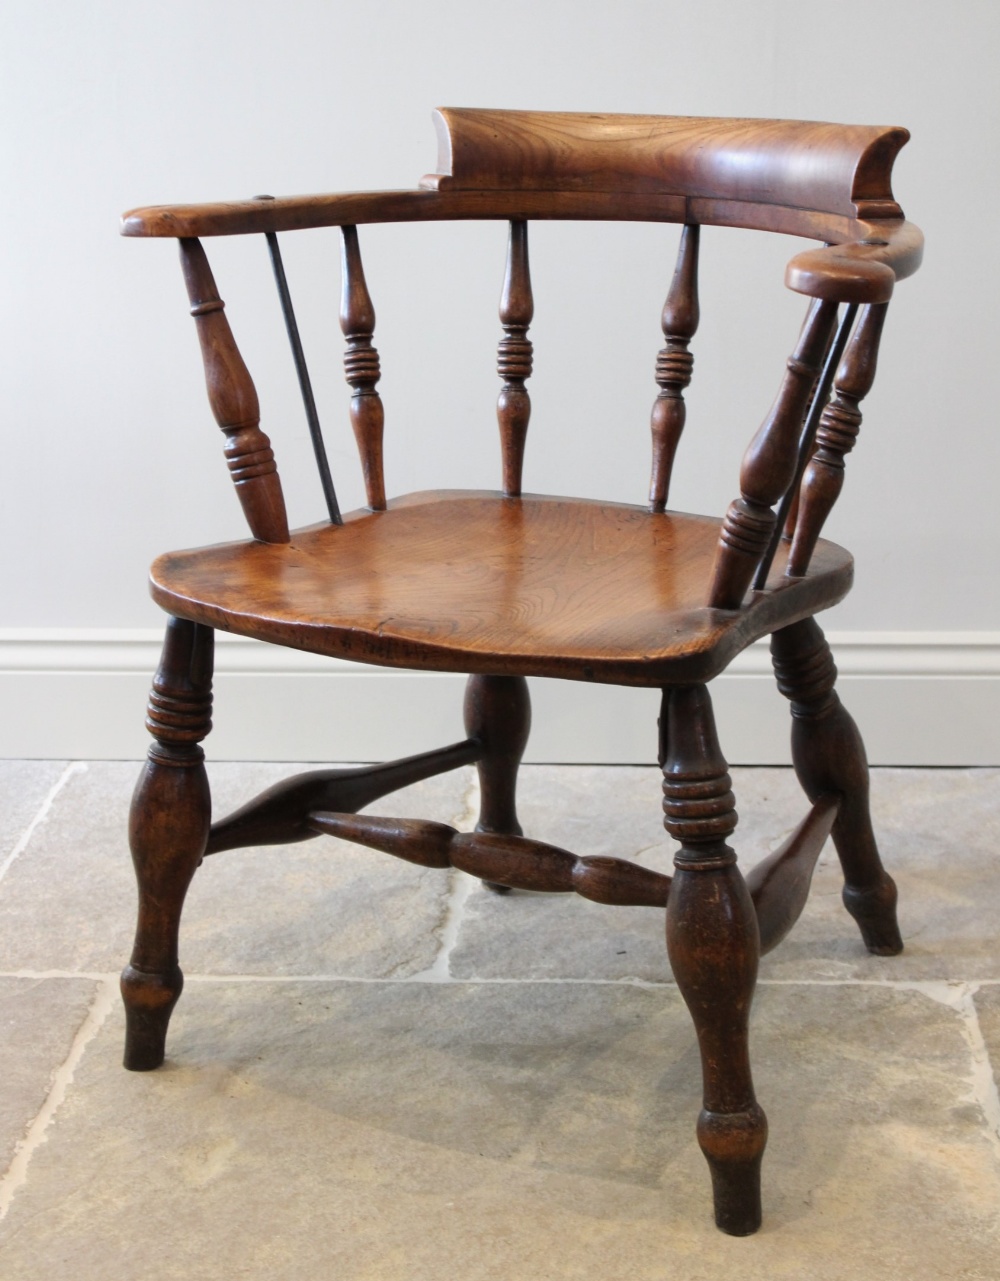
{"left": 0, "top": 630, "right": 997, "bottom": 765}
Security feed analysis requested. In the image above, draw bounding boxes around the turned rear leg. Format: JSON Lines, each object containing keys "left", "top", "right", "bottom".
{"left": 463, "top": 675, "right": 531, "bottom": 894}
{"left": 121, "top": 617, "right": 213, "bottom": 1070}
{"left": 662, "top": 685, "right": 767, "bottom": 1235}
{"left": 771, "top": 618, "right": 902, "bottom": 955}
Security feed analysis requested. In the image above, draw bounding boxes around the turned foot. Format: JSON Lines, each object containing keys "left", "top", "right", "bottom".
{"left": 662, "top": 685, "right": 768, "bottom": 1235}
{"left": 771, "top": 618, "right": 902, "bottom": 956}
{"left": 122, "top": 617, "right": 213, "bottom": 1071}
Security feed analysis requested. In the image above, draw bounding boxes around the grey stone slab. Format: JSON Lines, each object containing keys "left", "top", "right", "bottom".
{"left": 0, "top": 761, "right": 474, "bottom": 978}
{"left": 0, "top": 760, "right": 71, "bottom": 864}
{"left": 452, "top": 766, "right": 1000, "bottom": 983}
{"left": 972, "top": 984, "right": 1000, "bottom": 1100}
{"left": 0, "top": 980, "right": 996, "bottom": 1279}
{"left": 0, "top": 977, "right": 100, "bottom": 1172}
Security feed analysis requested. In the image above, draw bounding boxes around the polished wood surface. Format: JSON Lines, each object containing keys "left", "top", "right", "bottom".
{"left": 148, "top": 491, "right": 853, "bottom": 687}
{"left": 178, "top": 239, "right": 289, "bottom": 543}
{"left": 661, "top": 683, "right": 767, "bottom": 1236}
{"left": 649, "top": 223, "right": 699, "bottom": 511}
{"left": 709, "top": 298, "right": 838, "bottom": 608}
{"left": 496, "top": 221, "right": 533, "bottom": 496}
{"left": 428, "top": 109, "right": 907, "bottom": 218}
{"left": 787, "top": 303, "right": 888, "bottom": 577}
{"left": 340, "top": 226, "right": 386, "bottom": 510}
{"left": 122, "top": 107, "right": 920, "bottom": 1237}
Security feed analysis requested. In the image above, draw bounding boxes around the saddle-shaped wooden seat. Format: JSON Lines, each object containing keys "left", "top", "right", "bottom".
{"left": 120, "top": 108, "right": 922, "bottom": 1236}
{"left": 152, "top": 490, "right": 854, "bottom": 685}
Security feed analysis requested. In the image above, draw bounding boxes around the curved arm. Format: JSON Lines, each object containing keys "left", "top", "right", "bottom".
{"left": 785, "top": 221, "right": 923, "bottom": 302}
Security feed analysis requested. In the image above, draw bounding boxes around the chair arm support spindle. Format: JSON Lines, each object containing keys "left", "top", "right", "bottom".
{"left": 177, "top": 238, "right": 290, "bottom": 544}
{"left": 340, "top": 225, "right": 386, "bottom": 510}
{"left": 649, "top": 223, "right": 700, "bottom": 511}
{"left": 708, "top": 298, "right": 838, "bottom": 608}
{"left": 786, "top": 303, "right": 888, "bottom": 577}
{"left": 497, "top": 220, "right": 534, "bottom": 496}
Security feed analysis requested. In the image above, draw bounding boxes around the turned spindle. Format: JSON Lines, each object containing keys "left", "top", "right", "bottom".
{"left": 661, "top": 685, "right": 767, "bottom": 1236}
{"left": 708, "top": 299, "right": 838, "bottom": 608}
{"left": 122, "top": 617, "right": 214, "bottom": 1070}
{"left": 649, "top": 223, "right": 700, "bottom": 511}
{"left": 771, "top": 618, "right": 902, "bottom": 954}
{"left": 340, "top": 225, "right": 386, "bottom": 510}
{"left": 786, "top": 304, "right": 888, "bottom": 577}
{"left": 497, "top": 220, "right": 533, "bottom": 496}
{"left": 178, "top": 239, "right": 289, "bottom": 544}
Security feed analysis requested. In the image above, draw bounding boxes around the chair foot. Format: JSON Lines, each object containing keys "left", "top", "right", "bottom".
{"left": 843, "top": 874, "right": 902, "bottom": 955}
{"left": 662, "top": 686, "right": 768, "bottom": 1236}
{"left": 121, "top": 964, "right": 183, "bottom": 1071}
{"left": 699, "top": 1105, "right": 767, "bottom": 1236}
{"left": 124, "top": 617, "right": 213, "bottom": 1071}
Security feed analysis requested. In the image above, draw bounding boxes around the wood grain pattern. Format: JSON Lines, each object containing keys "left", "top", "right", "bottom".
{"left": 787, "top": 303, "right": 888, "bottom": 577}
{"left": 429, "top": 110, "right": 907, "bottom": 219}
{"left": 178, "top": 239, "right": 289, "bottom": 544}
{"left": 709, "top": 298, "right": 838, "bottom": 609}
{"left": 148, "top": 491, "right": 854, "bottom": 688}
{"left": 340, "top": 226, "right": 386, "bottom": 510}
{"left": 497, "top": 221, "right": 533, "bottom": 496}
{"left": 649, "top": 224, "right": 700, "bottom": 511}
{"left": 661, "top": 684, "right": 767, "bottom": 1236}
{"left": 306, "top": 812, "right": 672, "bottom": 906}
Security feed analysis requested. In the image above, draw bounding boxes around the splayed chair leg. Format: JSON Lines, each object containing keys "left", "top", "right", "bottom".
{"left": 464, "top": 675, "right": 531, "bottom": 893}
{"left": 771, "top": 618, "right": 902, "bottom": 955}
{"left": 122, "top": 617, "right": 213, "bottom": 1070}
{"left": 661, "top": 685, "right": 767, "bottom": 1235}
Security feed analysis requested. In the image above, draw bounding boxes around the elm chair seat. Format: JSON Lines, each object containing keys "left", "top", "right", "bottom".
{"left": 120, "top": 108, "right": 921, "bottom": 1236}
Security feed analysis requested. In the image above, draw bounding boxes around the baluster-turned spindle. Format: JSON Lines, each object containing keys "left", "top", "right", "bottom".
{"left": 497, "top": 220, "right": 533, "bottom": 497}
{"left": 178, "top": 238, "right": 289, "bottom": 544}
{"left": 786, "top": 304, "right": 888, "bottom": 578}
{"left": 649, "top": 223, "right": 700, "bottom": 511}
{"left": 708, "top": 298, "right": 838, "bottom": 609}
{"left": 340, "top": 225, "right": 386, "bottom": 511}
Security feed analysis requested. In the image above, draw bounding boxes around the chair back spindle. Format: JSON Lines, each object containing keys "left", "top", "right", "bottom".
{"left": 649, "top": 223, "right": 700, "bottom": 512}
{"left": 263, "top": 229, "right": 342, "bottom": 525}
{"left": 496, "top": 220, "right": 533, "bottom": 497}
{"left": 340, "top": 225, "right": 386, "bottom": 511}
{"left": 708, "top": 297, "right": 838, "bottom": 608}
{"left": 786, "top": 303, "right": 888, "bottom": 577}
{"left": 177, "top": 238, "right": 290, "bottom": 544}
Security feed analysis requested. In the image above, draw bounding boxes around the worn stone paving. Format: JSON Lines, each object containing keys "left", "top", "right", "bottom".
{"left": 1, "top": 761, "right": 998, "bottom": 1279}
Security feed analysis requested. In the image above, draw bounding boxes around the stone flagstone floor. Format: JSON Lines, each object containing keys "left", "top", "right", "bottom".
{"left": 0, "top": 759, "right": 998, "bottom": 1279}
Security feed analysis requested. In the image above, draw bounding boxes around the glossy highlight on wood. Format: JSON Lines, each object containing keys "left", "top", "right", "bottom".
{"left": 121, "top": 107, "right": 921, "bottom": 1236}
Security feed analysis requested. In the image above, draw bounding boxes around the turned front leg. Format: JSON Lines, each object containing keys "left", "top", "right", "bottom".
{"left": 771, "top": 618, "right": 902, "bottom": 955}
{"left": 662, "top": 685, "right": 767, "bottom": 1235}
{"left": 122, "top": 617, "right": 213, "bottom": 1070}
{"left": 463, "top": 675, "right": 531, "bottom": 893}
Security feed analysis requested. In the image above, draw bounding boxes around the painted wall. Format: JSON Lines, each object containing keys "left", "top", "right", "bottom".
{"left": 1, "top": 0, "right": 997, "bottom": 760}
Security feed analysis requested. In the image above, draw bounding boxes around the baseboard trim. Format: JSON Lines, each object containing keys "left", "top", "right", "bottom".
{"left": 1, "top": 629, "right": 997, "bottom": 765}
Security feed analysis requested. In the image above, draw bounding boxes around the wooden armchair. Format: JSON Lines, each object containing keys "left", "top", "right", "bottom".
{"left": 120, "top": 110, "right": 922, "bottom": 1235}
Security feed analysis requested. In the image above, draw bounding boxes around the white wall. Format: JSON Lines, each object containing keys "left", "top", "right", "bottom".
{"left": 1, "top": 0, "right": 998, "bottom": 761}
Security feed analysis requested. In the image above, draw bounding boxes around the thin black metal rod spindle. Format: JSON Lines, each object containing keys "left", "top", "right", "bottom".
{"left": 753, "top": 302, "right": 859, "bottom": 591}
{"left": 262, "top": 225, "right": 342, "bottom": 524}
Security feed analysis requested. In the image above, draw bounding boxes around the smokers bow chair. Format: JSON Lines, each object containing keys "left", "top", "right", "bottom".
{"left": 120, "top": 110, "right": 922, "bottom": 1236}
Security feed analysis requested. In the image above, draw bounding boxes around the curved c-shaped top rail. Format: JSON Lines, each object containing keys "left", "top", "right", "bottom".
{"left": 121, "top": 109, "right": 922, "bottom": 303}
